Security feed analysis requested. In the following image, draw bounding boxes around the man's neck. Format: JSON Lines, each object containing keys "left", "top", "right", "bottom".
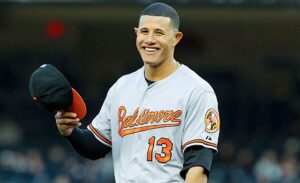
{"left": 144, "top": 59, "right": 179, "bottom": 81}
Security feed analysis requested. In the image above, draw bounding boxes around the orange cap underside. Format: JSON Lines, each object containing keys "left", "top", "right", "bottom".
{"left": 68, "top": 88, "right": 87, "bottom": 120}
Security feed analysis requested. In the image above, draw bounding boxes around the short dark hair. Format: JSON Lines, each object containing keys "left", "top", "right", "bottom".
{"left": 140, "top": 3, "right": 180, "bottom": 31}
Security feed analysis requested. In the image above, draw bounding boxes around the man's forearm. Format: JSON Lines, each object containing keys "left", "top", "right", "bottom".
{"left": 185, "top": 167, "right": 208, "bottom": 183}
{"left": 66, "top": 128, "right": 111, "bottom": 160}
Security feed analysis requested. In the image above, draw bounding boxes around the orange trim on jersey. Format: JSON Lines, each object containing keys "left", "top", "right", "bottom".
{"left": 88, "top": 124, "right": 112, "bottom": 145}
{"left": 182, "top": 139, "right": 217, "bottom": 150}
{"left": 119, "top": 123, "right": 181, "bottom": 137}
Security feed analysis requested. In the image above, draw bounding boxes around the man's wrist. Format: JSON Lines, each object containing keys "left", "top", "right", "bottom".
{"left": 185, "top": 167, "right": 207, "bottom": 183}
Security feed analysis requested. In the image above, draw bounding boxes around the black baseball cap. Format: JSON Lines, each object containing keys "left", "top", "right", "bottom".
{"left": 29, "top": 64, "right": 87, "bottom": 120}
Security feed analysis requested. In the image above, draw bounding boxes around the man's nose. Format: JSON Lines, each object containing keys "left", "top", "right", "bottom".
{"left": 145, "top": 33, "right": 156, "bottom": 44}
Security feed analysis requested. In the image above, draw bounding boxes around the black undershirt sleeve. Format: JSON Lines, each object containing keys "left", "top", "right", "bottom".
{"left": 65, "top": 128, "right": 111, "bottom": 160}
{"left": 180, "top": 146, "right": 214, "bottom": 180}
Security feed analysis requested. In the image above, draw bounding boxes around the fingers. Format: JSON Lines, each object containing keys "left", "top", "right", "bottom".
{"left": 55, "top": 111, "right": 82, "bottom": 126}
{"left": 55, "top": 111, "right": 82, "bottom": 136}
{"left": 55, "top": 111, "right": 77, "bottom": 119}
{"left": 59, "top": 124, "right": 81, "bottom": 131}
{"left": 56, "top": 118, "right": 81, "bottom": 126}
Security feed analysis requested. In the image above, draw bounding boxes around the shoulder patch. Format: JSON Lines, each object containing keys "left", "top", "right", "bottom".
{"left": 204, "top": 108, "right": 220, "bottom": 133}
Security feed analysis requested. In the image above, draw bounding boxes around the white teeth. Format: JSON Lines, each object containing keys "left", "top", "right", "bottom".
{"left": 145, "top": 47, "right": 157, "bottom": 52}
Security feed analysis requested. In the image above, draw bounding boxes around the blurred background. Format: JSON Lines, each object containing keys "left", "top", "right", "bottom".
{"left": 0, "top": 0, "right": 299, "bottom": 183}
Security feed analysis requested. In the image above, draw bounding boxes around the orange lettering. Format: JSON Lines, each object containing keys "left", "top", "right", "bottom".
{"left": 118, "top": 106, "right": 126, "bottom": 122}
{"left": 163, "top": 110, "right": 173, "bottom": 122}
{"left": 148, "top": 112, "right": 159, "bottom": 124}
{"left": 170, "top": 110, "right": 182, "bottom": 123}
{"left": 118, "top": 107, "right": 182, "bottom": 137}
{"left": 139, "top": 109, "right": 150, "bottom": 125}
{"left": 118, "top": 106, "right": 127, "bottom": 136}
{"left": 150, "top": 110, "right": 164, "bottom": 123}
{"left": 135, "top": 109, "right": 147, "bottom": 125}
{"left": 128, "top": 108, "right": 139, "bottom": 127}
{"left": 123, "top": 116, "right": 132, "bottom": 128}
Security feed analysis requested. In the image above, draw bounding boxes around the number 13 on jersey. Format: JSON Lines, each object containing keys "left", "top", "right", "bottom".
{"left": 147, "top": 136, "right": 173, "bottom": 163}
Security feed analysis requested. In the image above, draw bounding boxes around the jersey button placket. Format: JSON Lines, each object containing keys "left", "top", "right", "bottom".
{"left": 132, "top": 86, "right": 149, "bottom": 181}
{"left": 132, "top": 157, "right": 138, "bottom": 164}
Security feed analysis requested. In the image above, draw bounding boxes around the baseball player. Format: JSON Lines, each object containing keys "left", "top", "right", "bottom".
{"left": 55, "top": 3, "right": 220, "bottom": 183}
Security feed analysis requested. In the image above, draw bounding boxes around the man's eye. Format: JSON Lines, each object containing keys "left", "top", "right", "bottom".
{"left": 156, "top": 32, "right": 163, "bottom": 36}
{"left": 140, "top": 30, "right": 148, "bottom": 34}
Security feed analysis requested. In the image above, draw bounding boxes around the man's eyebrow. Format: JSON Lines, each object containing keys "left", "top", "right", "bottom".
{"left": 139, "top": 27, "right": 165, "bottom": 31}
{"left": 155, "top": 28, "right": 165, "bottom": 32}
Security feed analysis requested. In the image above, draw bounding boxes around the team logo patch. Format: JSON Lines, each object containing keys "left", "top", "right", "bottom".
{"left": 204, "top": 108, "right": 220, "bottom": 133}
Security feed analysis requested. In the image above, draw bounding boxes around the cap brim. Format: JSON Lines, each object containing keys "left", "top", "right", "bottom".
{"left": 68, "top": 88, "right": 87, "bottom": 120}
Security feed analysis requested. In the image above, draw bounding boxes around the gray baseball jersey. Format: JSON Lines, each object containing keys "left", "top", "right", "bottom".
{"left": 87, "top": 64, "right": 220, "bottom": 183}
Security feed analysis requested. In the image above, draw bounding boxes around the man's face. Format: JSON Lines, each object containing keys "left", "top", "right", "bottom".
{"left": 135, "top": 15, "right": 181, "bottom": 66}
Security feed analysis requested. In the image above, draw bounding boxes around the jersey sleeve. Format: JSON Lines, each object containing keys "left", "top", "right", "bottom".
{"left": 87, "top": 87, "right": 113, "bottom": 147}
{"left": 182, "top": 91, "right": 220, "bottom": 153}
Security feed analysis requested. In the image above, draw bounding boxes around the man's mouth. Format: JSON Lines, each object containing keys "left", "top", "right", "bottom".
{"left": 143, "top": 47, "right": 159, "bottom": 53}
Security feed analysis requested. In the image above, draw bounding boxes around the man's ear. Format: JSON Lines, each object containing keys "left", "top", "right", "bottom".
{"left": 174, "top": 31, "right": 183, "bottom": 46}
{"left": 134, "top": 28, "right": 138, "bottom": 35}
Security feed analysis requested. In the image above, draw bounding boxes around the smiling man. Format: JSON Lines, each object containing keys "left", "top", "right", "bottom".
{"left": 55, "top": 3, "right": 220, "bottom": 183}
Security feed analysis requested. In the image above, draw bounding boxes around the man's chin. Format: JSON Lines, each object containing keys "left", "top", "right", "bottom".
{"left": 143, "top": 60, "right": 160, "bottom": 67}
{"left": 142, "top": 58, "right": 157, "bottom": 65}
